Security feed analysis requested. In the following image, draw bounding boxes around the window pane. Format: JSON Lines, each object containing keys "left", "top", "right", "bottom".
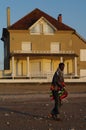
{"left": 22, "top": 42, "right": 31, "bottom": 51}
{"left": 80, "top": 49, "right": 86, "bottom": 61}
{"left": 44, "top": 23, "right": 54, "bottom": 33}
{"left": 80, "top": 69, "right": 86, "bottom": 77}
{"left": 51, "top": 42, "right": 60, "bottom": 52}
{"left": 30, "top": 24, "right": 42, "bottom": 33}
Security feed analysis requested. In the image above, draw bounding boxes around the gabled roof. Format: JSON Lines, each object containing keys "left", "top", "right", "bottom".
{"left": 29, "top": 16, "right": 57, "bottom": 31}
{"left": 8, "top": 8, "right": 75, "bottom": 31}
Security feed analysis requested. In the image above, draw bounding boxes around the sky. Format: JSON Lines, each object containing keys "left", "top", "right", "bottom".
{"left": 0, "top": 0, "right": 86, "bottom": 70}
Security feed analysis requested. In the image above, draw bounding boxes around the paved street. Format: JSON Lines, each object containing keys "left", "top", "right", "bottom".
{"left": 0, "top": 93, "right": 86, "bottom": 130}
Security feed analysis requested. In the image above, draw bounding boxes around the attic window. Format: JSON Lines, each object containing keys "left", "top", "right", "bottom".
{"left": 30, "top": 18, "right": 55, "bottom": 35}
{"left": 30, "top": 23, "right": 42, "bottom": 34}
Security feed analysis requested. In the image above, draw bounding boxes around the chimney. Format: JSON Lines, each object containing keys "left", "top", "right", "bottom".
{"left": 58, "top": 14, "right": 62, "bottom": 23}
{"left": 7, "top": 7, "right": 10, "bottom": 27}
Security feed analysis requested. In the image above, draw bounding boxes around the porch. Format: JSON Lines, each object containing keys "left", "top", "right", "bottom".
{"left": 10, "top": 50, "right": 78, "bottom": 79}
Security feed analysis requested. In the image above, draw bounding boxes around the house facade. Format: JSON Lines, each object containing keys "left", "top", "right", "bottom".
{"left": 1, "top": 8, "right": 86, "bottom": 79}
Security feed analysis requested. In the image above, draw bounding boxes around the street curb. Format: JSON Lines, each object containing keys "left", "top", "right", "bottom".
{"left": 0, "top": 93, "right": 86, "bottom": 101}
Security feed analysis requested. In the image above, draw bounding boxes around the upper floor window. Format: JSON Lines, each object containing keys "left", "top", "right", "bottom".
{"left": 50, "top": 42, "right": 60, "bottom": 52}
{"left": 21, "top": 42, "right": 32, "bottom": 52}
{"left": 29, "top": 17, "right": 56, "bottom": 35}
{"left": 80, "top": 49, "right": 86, "bottom": 61}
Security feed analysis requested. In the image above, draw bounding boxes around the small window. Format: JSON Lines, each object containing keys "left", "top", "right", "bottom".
{"left": 50, "top": 42, "right": 60, "bottom": 52}
{"left": 80, "top": 49, "right": 86, "bottom": 61}
{"left": 80, "top": 69, "right": 86, "bottom": 77}
{"left": 21, "top": 42, "right": 32, "bottom": 52}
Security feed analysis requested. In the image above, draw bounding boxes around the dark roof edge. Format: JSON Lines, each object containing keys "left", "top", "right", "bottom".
{"left": 75, "top": 32, "right": 86, "bottom": 43}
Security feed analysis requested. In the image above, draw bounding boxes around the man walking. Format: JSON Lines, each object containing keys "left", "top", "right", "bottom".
{"left": 49, "top": 62, "right": 67, "bottom": 120}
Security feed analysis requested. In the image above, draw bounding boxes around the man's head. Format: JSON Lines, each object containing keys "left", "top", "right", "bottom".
{"left": 59, "top": 63, "right": 65, "bottom": 71}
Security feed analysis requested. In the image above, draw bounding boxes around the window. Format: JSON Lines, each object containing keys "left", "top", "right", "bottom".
{"left": 80, "top": 69, "right": 86, "bottom": 77}
{"left": 30, "top": 24, "right": 42, "bottom": 34}
{"left": 30, "top": 17, "right": 56, "bottom": 34}
{"left": 21, "top": 42, "right": 31, "bottom": 52}
{"left": 43, "top": 22, "right": 55, "bottom": 34}
{"left": 50, "top": 42, "right": 60, "bottom": 52}
{"left": 80, "top": 49, "right": 86, "bottom": 61}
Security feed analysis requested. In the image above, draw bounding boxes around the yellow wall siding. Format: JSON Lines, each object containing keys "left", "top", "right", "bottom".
{"left": 53, "top": 60, "right": 60, "bottom": 72}
{"left": 10, "top": 31, "right": 30, "bottom": 52}
{"left": 42, "top": 59, "right": 51, "bottom": 72}
{"left": 9, "top": 31, "right": 74, "bottom": 52}
{"left": 23, "top": 60, "right": 27, "bottom": 76}
{"left": 64, "top": 59, "right": 73, "bottom": 74}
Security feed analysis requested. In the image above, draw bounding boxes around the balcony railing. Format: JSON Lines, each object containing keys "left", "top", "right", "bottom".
{"left": 0, "top": 70, "right": 79, "bottom": 80}
{"left": 12, "top": 50, "right": 75, "bottom": 54}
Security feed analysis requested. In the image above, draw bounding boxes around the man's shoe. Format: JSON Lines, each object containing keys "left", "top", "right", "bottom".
{"left": 48, "top": 113, "right": 53, "bottom": 118}
{"left": 48, "top": 113, "right": 56, "bottom": 119}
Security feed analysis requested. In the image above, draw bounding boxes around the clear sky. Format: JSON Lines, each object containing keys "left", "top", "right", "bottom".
{"left": 0, "top": 0, "right": 86, "bottom": 70}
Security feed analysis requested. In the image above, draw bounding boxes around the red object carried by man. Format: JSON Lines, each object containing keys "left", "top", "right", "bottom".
{"left": 58, "top": 82, "right": 68, "bottom": 100}
{"left": 50, "top": 82, "right": 68, "bottom": 100}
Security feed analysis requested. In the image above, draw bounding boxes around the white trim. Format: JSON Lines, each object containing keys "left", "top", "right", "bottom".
{"left": 80, "top": 49, "right": 86, "bottom": 61}
{"left": 12, "top": 56, "right": 15, "bottom": 78}
{"left": 27, "top": 57, "right": 30, "bottom": 77}
{"left": 29, "top": 17, "right": 56, "bottom": 34}
{"left": 29, "top": 17, "right": 57, "bottom": 31}
{"left": 75, "top": 57, "right": 77, "bottom": 76}
{"left": 80, "top": 69, "right": 86, "bottom": 77}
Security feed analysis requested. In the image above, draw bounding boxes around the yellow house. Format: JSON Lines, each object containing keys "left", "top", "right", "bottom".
{"left": 1, "top": 8, "right": 86, "bottom": 79}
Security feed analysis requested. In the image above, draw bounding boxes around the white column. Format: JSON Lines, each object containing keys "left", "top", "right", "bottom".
{"left": 75, "top": 57, "right": 78, "bottom": 76}
{"left": 12, "top": 56, "right": 15, "bottom": 79}
{"left": 60, "top": 57, "right": 63, "bottom": 63}
{"left": 27, "top": 56, "right": 30, "bottom": 77}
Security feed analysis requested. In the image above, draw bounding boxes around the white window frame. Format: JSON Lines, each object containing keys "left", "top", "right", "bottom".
{"left": 80, "top": 69, "right": 86, "bottom": 77}
{"left": 29, "top": 17, "right": 56, "bottom": 35}
{"left": 50, "top": 42, "right": 60, "bottom": 53}
{"left": 80, "top": 49, "right": 86, "bottom": 61}
{"left": 21, "top": 42, "right": 32, "bottom": 52}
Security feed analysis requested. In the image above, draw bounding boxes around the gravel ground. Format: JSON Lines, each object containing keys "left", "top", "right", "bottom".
{"left": 0, "top": 94, "right": 86, "bottom": 130}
